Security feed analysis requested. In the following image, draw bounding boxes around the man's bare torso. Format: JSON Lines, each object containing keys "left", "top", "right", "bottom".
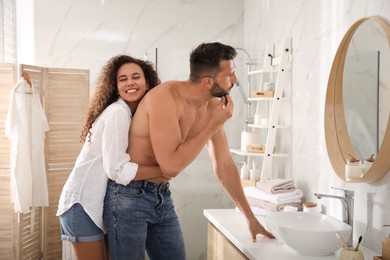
{"left": 127, "top": 81, "right": 214, "bottom": 179}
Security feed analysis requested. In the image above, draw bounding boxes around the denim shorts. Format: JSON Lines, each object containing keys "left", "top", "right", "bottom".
{"left": 59, "top": 203, "right": 104, "bottom": 242}
{"left": 104, "top": 179, "right": 185, "bottom": 260}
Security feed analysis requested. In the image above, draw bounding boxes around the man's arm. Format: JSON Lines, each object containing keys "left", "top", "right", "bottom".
{"left": 145, "top": 88, "right": 233, "bottom": 177}
{"left": 207, "top": 126, "right": 274, "bottom": 241}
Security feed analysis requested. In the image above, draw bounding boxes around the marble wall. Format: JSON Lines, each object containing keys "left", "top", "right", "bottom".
{"left": 17, "top": 0, "right": 245, "bottom": 259}
{"left": 244, "top": 0, "right": 390, "bottom": 253}
{"left": 16, "top": 0, "right": 390, "bottom": 257}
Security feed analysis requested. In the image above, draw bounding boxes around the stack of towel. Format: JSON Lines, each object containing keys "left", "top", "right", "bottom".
{"left": 242, "top": 178, "right": 303, "bottom": 216}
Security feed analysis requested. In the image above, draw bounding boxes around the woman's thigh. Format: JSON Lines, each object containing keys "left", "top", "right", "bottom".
{"left": 60, "top": 203, "right": 104, "bottom": 243}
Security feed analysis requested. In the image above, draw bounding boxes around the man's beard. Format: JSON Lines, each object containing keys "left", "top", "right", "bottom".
{"left": 210, "top": 82, "right": 229, "bottom": 98}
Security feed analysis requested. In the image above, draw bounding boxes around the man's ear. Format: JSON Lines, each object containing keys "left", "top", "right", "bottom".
{"left": 201, "top": 76, "right": 214, "bottom": 90}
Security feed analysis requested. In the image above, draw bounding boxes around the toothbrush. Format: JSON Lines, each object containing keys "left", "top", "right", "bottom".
{"left": 355, "top": 235, "right": 362, "bottom": 251}
{"left": 336, "top": 232, "right": 349, "bottom": 250}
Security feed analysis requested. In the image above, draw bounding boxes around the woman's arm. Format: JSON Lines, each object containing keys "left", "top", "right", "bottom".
{"left": 132, "top": 165, "right": 171, "bottom": 182}
{"left": 102, "top": 101, "right": 170, "bottom": 185}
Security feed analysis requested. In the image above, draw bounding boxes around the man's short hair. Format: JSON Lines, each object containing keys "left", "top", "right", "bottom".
{"left": 189, "top": 42, "right": 237, "bottom": 83}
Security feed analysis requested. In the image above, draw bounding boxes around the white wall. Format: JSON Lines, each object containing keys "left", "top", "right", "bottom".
{"left": 20, "top": 1, "right": 245, "bottom": 259}
{"left": 30, "top": 0, "right": 244, "bottom": 84}
{"left": 244, "top": 0, "right": 390, "bottom": 253}
{"left": 24, "top": 0, "right": 247, "bottom": 150}
{"left": 17, "top": 0, "right": 390, "bottom": 256}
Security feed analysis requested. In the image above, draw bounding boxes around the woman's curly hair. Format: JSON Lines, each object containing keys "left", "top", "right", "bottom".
{"left": 80, "top": 54, "right": 160, "bottom": 143}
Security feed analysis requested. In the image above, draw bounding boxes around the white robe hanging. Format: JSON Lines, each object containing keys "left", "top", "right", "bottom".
{"left": 5, "top": 78, "right": 50, "bottom": 213}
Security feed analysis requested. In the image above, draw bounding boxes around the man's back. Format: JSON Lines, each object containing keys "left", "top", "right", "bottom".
{"left": 127, "top": 80, "right": 215, "bottom": 182}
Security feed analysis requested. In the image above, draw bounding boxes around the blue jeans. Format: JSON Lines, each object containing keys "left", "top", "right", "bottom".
{"left": 59, "top": 203, "right": 104, "bottom": 242}
{"left": 104, "top": 179, "right": 185, "bottom": 260}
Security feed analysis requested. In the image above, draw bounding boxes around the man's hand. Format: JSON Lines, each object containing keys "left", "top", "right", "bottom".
{"left": 248, "top": 217, "right": 275, "bottom": 241}
{"left": 207, "top": 95, "right": 234, "bottom": 133}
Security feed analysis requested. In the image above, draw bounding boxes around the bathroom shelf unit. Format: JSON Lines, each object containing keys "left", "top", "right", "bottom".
{"left": 232, "top": 37, "right": 292, "bottom": 182}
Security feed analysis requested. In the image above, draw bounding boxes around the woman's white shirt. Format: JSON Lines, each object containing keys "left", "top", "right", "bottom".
{"left": 57, "top": 98, "right": 138, "bottom": 231}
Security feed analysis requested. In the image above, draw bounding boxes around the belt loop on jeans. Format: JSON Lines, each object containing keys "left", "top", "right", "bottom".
{"left": 162, "top": 182, "right": 170, "bottom": 191}
{"left": 142, "top": 180, "right": 149, "bottom": 188}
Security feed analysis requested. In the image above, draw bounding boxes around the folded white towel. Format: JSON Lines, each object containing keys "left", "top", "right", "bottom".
{"left": 244, "top": 186, "right": 304, "bottom": 204}
{"left": 246, "top": 196, "right": 302, "bottom": 212}
{"left": 256, "top": 178, "right": 295, "bottom": 194}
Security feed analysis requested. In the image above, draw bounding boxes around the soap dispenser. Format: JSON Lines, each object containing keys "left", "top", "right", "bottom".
{"left": 240, "top": 162, "right": 249, "bottom": 180}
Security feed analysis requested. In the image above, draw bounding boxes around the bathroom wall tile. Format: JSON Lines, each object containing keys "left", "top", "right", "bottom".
{"left": 245, "top": 0, "right": 390, "bottom": 253}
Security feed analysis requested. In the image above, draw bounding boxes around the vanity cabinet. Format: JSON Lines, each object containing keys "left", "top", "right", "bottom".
{"left": 231, "top": 38, "right": 292, "bottom": 181}
{"left": 204, "top": 209, "right": 379, "bottom": 260}
{"left": 207, "top": 222, "right": 248, "bottom": 260}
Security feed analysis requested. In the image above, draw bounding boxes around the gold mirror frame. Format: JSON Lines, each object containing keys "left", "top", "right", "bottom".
{"left": 325, "top": 16, "right": 390, "bottom": 183}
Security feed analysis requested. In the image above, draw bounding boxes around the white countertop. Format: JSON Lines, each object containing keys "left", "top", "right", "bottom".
{"left": 203, "top": 209, "right": 379, "bottom": 260}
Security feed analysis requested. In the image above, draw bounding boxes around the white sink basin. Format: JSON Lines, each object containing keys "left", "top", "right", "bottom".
{"left": 265, "top": 211, "right": 352, "bottom": 256}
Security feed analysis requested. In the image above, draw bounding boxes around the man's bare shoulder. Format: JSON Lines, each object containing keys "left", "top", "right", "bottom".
{"left": 145, "top": 80, "right": 185, "bottom": 100}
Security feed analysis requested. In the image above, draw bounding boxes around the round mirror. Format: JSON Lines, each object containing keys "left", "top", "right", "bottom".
{"left": 325, "top": 16, "right": 390, "bottom": 183}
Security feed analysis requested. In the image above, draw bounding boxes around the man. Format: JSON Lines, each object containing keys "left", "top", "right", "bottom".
{"left": 104, "top": 42, "right": 274, "bottom": 260}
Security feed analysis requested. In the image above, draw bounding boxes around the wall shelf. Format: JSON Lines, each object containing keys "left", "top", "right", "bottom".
{"left": 232, "top": 38, "right": 292, "bottom": 182}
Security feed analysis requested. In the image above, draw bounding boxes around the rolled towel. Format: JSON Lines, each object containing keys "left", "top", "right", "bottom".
{"left": 243, "top": 186, "right": 303, "bottom": 204}
{"left": 256, "top": 178, "right": 295, "bottom": 194}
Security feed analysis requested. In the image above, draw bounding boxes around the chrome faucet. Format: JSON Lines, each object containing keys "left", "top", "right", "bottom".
{"left": 314, "top": 187, "right": 354, "bottom": 247}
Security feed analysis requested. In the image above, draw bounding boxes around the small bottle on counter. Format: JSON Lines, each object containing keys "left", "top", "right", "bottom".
{"left": 240, "top": 162, "right": 249, "bottom": 180}
{"left": 303, "top": 202, "right": 318, "bottom": 213}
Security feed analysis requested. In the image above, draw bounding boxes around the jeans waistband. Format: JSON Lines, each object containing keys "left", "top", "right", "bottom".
{"left": 108, "top": 179, "right": 170, "bottom": 190}
{"left": 134, "top": 180, "right": 170, "bottom": 190}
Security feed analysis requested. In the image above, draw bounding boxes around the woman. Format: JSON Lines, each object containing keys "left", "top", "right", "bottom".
{"left": 57, "top": 55, "right": 165, "bottom": 260}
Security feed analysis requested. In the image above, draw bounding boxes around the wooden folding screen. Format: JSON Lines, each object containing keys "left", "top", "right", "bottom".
{"left": 0, "top": 63, "right": 89, "bottom": 259}
{"left": 40, "top": 66, "right": 89, "bottom": 259}
{"left": 0, "top": 63, "right": 17, "bottom": 259}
